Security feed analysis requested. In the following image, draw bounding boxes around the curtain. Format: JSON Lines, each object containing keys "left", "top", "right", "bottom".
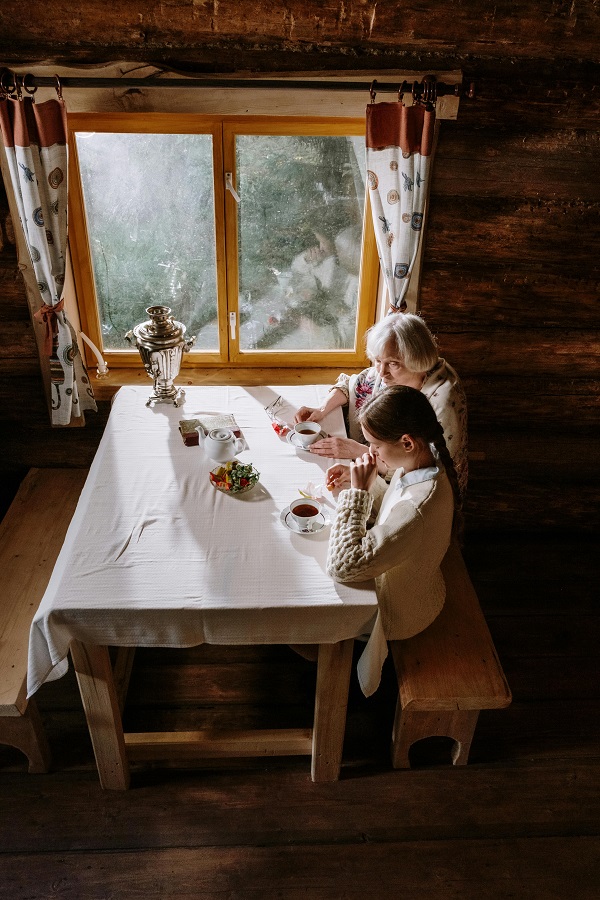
{"left": 0, "top": 95, "right": 96, "bottom": 425}
{"left": 366, "top": 102, "right": 435, "bottom": 313}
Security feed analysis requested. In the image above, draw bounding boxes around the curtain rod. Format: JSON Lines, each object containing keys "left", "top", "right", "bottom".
{"left": 1, "top": 70, "right": 473, "bottom": 100}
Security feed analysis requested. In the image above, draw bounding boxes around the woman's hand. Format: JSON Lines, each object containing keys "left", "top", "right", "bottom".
{"left": 351, "top": 451, "right": 379, "bottom": 492}
{"left": 294, "top": 406, "right": 324, "bottom": 424}
{"left": 325, "top": 464, "right": 351, "bottom": 491}
{"left": 294, "top": 388, "right": 346, "bottom": 426}
{"left": 308, "top": 436, "right": 366, "bottom": 460}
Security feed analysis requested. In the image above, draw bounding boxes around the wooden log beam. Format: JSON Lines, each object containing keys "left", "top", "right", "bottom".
{"left": 467, "top": 431, "right": 598, "bottom": 475}
{"left": 438, "top": 332, "right": 600, "bottom": 379}
{"left": 459, "top": 76, "right": 600, "bottom": 128}
{"left": 1, "top": 0, "right": 598, "bottom": 65}
{"left": 420, "top": 269, "right": 600, "bottom": 329}
{"left": 463, "top": 478, "right": 600, "bottom": 533}
{"left": 0, "top": 321, "right": 38, "bottom": 357}
{"left": 462, "top": 377, "right": 599, "bottom": 430}
{"left": 425, "top": 197, "right": 600, "bottom": 271}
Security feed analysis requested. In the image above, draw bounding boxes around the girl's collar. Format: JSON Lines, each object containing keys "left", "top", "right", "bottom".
{"left": 394, "top": 465, "right": 440, "bottom": 490}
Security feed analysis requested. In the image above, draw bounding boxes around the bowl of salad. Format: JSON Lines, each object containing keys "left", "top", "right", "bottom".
{"left": 209, "top": 460, "right": 260, "bottom": 495}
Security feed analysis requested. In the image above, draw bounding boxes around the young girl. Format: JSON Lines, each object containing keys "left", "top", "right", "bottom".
{"left": 326, "top": 385, "right": 462, "bottom": 696}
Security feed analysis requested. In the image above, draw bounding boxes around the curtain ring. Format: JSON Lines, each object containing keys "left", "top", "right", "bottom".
{"left": 23, "top": 73, "right": 38, "bottom": 99}
{"left": 1, "top": 69, "right": 17, "bottom": 98}
{"left": 369, "top": 79, "right": 377, "bottom": 103}
{"left": 54, "top": 74, "right": 63, "bottom": 101}
{"left": 412, "top": 80, "right": 420, "bottom": 105}
{"left": 15, "top": 75, "right": 24, "bottom": 101}
{"left": 398, "top": 80, "right": 408, "bottom": 102}
{"left": 421, "top": 76, "right": 437, "bottom": 106}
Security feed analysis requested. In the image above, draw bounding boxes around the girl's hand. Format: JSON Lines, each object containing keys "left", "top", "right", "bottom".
{"left": 325, "top": 464, "right": 351, "bottom": 491}
{"left": 351, "top": 451, "right": 379, "bottom": 492}
{"left": 377, "top": 459, "right": 389, "bottom": 476}
{"left": 294, "top": 406, "right": 324, "bottom": 424}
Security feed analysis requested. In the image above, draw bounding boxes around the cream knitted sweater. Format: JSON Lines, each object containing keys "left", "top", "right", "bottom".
{"left": 327, "top": 467, "right": 454, "bottom": 643}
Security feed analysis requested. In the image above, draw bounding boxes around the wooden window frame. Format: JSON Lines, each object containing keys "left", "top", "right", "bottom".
{"left": 67, "top": 113, "right": 379, "bottom": 373}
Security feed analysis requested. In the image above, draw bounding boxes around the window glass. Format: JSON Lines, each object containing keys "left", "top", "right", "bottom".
{"left": 233, "top": 135, "right": 365, "bottom": 351}
{"left": 75, "top": 132, "right": 219, "bottom": 351}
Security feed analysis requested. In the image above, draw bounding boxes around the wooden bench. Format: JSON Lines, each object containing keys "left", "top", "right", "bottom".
{"left": 0, "top": 467, "right": 87, "bottom": 772}
{"left": 390, "top": 539, "right": 512, "bottom": 767}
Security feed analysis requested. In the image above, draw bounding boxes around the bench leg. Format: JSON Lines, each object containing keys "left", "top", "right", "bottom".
{"left": 0, "top": 700, "right": 51, "bottom": 773}
{"left": 391, "top": 707, "right": 480, "bottom": 768}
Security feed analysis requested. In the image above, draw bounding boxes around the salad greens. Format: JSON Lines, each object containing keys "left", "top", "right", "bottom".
{"left": 209, "top": 460, "right": 259, "bottom": 492}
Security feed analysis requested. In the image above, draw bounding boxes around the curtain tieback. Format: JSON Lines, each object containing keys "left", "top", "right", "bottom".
{"left": 34, "top": 298, "right": 65, "bottom": 356}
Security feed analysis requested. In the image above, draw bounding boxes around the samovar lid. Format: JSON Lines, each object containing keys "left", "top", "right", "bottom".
{"left": 131, "top": 306, "right": 187, "bottom": 350}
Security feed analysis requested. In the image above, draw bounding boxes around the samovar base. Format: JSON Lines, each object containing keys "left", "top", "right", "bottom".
{"left": 145, "top": 386, "right": 186, "bottom": 408}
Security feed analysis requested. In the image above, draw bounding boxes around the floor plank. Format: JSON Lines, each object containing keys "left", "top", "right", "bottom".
{"left": 0, "top": 761, "right": 599, "bottom": 853}
{"left": 1, "top": 837, "right": 599, "bottom": 900}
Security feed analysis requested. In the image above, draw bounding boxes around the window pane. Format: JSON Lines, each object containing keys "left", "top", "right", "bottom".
{"left": 75, "top": 132, "right": 218, "bottom": 351}
{"left": 235, "top": 135, "right": 365, "bottom": 351}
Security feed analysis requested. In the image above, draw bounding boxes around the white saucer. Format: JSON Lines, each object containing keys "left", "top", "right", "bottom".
{"left": 286, "top": 431, "right": 322, "bottom": 450}
{"left": 280, "top": 506, "right": 330, "bottom": 534}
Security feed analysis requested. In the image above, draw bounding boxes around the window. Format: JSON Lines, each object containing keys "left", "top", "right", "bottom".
{"left": 68, "top": 114, "right": 379, "bottom": 370}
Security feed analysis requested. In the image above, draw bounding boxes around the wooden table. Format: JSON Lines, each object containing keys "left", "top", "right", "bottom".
{"left": 28, "top": 385, "right": 377, "bottom": 789}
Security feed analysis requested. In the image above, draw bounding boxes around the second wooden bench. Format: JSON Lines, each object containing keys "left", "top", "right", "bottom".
{"left": 0, "top": 467, "right": 87, "bottom": 772}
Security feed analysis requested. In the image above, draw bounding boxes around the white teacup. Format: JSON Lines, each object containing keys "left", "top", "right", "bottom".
{"left": 289, "top": 498, "right": 322, "bottom": 532}
{"left": 293, "top": 421, "right": 321, "bottom": 448}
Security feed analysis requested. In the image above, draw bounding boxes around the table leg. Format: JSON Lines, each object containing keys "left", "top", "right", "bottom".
{"left": 112, "top": 647, "right": 137, "bottom": 716}
{"left": 70, "top": 641, "right": 130, "bottom": 790}
{"left": 311, "top": 639, "right": 354, "bottom": 783}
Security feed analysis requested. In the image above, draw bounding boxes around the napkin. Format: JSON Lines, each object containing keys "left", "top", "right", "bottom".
{"left": 299, "top": 480, "right": 328, "bottom": 500}
{"left": 179, "top": 415, "right": 249, "bottom": 450}
{"left": 299, "top": 480, "right": 338, "bottom": 508}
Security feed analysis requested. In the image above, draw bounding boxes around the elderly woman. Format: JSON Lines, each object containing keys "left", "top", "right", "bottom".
{"left": 295, "top": 312, "right": 468, "bottom": 497}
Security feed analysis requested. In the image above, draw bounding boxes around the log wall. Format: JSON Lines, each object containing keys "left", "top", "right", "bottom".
{"left": 419, "top": 73, "right": 599, "bottom": 534}
{"left": 0, "top": 2, "right": 598, "bottom": 532}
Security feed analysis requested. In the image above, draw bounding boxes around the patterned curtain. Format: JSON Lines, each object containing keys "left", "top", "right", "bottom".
{"left": 366, "top": 101, "right": 436, "bottom": 313}
{"left": 0, "top": 95, "right": 96, "bottom": 425}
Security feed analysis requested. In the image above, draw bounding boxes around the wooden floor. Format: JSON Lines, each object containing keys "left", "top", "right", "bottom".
{"left": 1, "top": 533, "right": 599, "bottom": 899}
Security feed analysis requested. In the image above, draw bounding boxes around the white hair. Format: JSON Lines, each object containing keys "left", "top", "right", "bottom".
{"left": 365, "top": 313, "right": 439, "bottom": 373}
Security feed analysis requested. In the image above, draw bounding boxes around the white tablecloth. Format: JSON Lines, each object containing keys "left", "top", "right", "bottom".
{"left": 27, "top": 385, "right": 377, "bottom": 696}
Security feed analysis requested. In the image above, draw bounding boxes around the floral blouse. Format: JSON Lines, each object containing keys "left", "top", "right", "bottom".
{"left": 331, "top": 358, "right": 468, "bottom": 498}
